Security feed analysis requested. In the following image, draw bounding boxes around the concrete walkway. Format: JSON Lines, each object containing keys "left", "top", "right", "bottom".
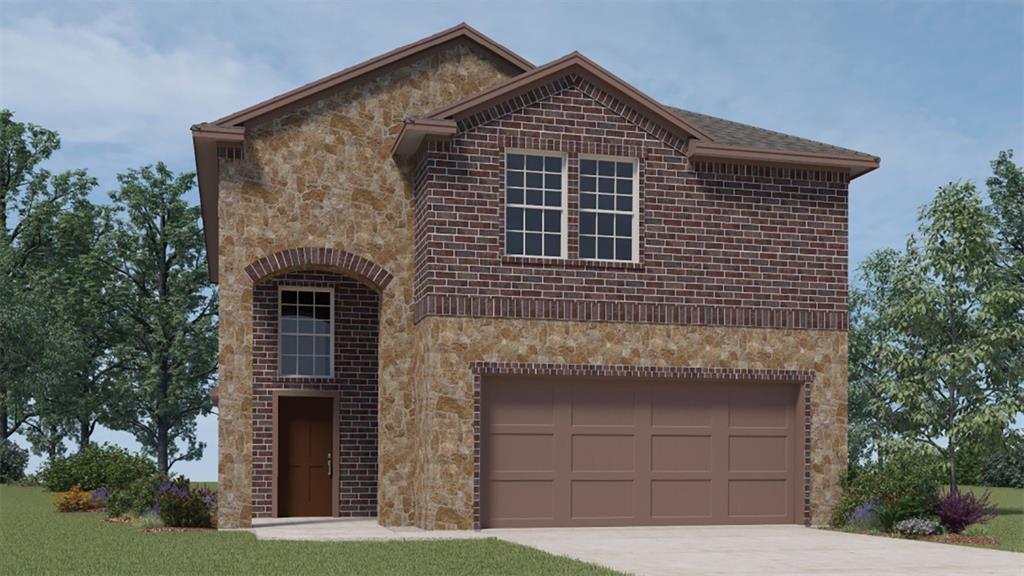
{"left": 486, "top": 524, "right": 1022, "bottom": 576}
{"left": 250, "top": 517, "right": 486, "bottom": 541}
{"left": 250, "top": 519, "right": 1022, "bottom": 575}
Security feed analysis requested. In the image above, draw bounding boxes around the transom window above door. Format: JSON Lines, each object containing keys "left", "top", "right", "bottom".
{"left": 505, "top": 152, "right": 566, "bottom": 258}
{"left": 579, "top": 157, "right": 639, "bottom": 262}
{"left": 279, "top": 288, "right": 333, "bottom": 377}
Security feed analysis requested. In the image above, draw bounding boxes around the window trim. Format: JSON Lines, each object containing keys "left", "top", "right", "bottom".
{"left": 277, "top": 285, "right": 334, "bottom": 379}
{"left": 578, "top": 154, "right": 641, "bottom": 263}
{"left": 503, "top": 149, "right": 569, "bottom": 260}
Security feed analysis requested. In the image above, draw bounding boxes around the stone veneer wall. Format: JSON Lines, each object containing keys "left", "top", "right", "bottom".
{"left": 215, "top": 40, "right": 522, "bottom": 528}
{"left": 251, "top": 271, "right": 379, "bottom": 517}
{"left": 411, "top": 316, "right": 847, "bottom": 528}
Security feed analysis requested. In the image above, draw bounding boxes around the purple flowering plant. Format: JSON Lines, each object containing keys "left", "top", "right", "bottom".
{"left": 848, "top": 500, "right": 880, "bottom": 529}
{"left": 90, "top": 487, "right": 111, "bottom": 503}
{"left": 154, "top": 475, "right": 216, "bottom": 528}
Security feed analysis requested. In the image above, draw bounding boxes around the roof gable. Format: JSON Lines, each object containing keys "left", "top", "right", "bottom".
{"left": 420, "top": 52, "right": 714, "bottom": 142}
{"left": 213, "top": 23, "right": 534, "bottom": 128}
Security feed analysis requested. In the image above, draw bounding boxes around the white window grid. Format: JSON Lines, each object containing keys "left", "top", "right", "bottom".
{"left": 278, "top": 286, "right": 334, "bottom": 378}
{"left": 578, "top": 154, "right": 640, "bottom": 263}
{"left": 504, "top": 149, "right": 568, "bottom": 259}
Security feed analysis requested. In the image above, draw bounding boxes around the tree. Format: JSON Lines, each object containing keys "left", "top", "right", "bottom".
{"left": 0, "top": 110, "right": 94, "bottom": 443}
{"left": 987, "top": 150, "right": 1024, "bottom": 282}
{"left": 851, "top": 154, "right": 1024, "bottom": 492}
{"left": 28, "top": 198, "right": 121, "bottom": 453}
{"left": 104, "top": 163, "right": 217, "bottom": 473}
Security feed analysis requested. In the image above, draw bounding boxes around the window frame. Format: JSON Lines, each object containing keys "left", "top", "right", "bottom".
{"left": 577, "top": 154, "right": 641, "bottom": 263}
{"left": 503, "top": 149, "right": 569, "bottom": 260}
{"left": 277, "top": 285, "right": 335, "bottom": 379}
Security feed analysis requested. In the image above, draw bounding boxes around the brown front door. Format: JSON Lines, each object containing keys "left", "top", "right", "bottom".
{"left": 481, "top": 376, "right": 801, "bottom": 528}
{"left": 279, "top": 396, "right": 333, "bottom": 517}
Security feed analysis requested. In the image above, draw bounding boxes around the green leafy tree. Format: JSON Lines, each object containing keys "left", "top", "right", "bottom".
{"left": 0, "top": 110, "right": 94, "bottom": 443}
{"left": 104, "top": 163, "right": 217, "bottom": 473}
{"left": 851, "top": 153, "right": 1024, "bottom": 492}
{"left": 987, "top": 151, "right": 1024, "bottom": 282}
{"left": 28, "top": 198, "right": 122, "bottom": 453}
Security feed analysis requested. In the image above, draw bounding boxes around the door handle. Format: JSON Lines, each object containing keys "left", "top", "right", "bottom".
{"left": 327, "top": 452, "right": 332, "bottom": 477}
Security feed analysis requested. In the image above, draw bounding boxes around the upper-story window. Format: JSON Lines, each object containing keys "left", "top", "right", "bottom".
{"left": 505, "top": 151, "right": 566, "bottom": 258}
{"left": 579, "top": 156, "right": 639, "bottom": 262}
{"left": 279, "top": 287, "right": 333, "bottom": 377}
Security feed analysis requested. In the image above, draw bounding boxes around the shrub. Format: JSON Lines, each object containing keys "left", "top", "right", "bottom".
{"left": 155, "top": 476, "right": 215, "bottom": 528}
{"left": 39, "top": 444, "right": 157, "bottom": 492}
{"left": 935, "top": 489, "right": 996, "bottom": 534}
{"left": 833, "top": 446, "right": 942, "bottom": 530}
{"left": 847, "top": 500, "right": 881, "bottom": 530}
{"left": 0, "top": 439, "right": 29, "bottom": 483}
{"left": 54, "top": 485, "right": 100, "bottom": 512}
{"left": 894, "top": 517, "right": 941, "bottom": 536}
{"left": 106, "top": 473, "right": 165, "bottom": 518}
{"left": 980, "top": 435, "right": 1024, "bottom": 488}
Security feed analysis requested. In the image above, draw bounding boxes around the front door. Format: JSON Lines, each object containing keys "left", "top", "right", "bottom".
{"left": 279, "top": 396, "right": 333, "bottom": 516}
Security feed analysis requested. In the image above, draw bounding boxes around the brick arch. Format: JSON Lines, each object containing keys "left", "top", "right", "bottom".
{"left": 244, "top": 247, "right": 393, "bottom": 291}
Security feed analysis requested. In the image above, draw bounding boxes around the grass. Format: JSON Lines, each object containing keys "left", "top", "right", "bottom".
{"left": 0, "top": 486, "right": 620, "bottom": 576}
{"left": 960, "top": 485, "right": 1024, "bottom": 553}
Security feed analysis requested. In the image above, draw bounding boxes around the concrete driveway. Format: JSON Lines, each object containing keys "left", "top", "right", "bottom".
{"left": 485, "top": 525, "right": 1022, "bottom": 576}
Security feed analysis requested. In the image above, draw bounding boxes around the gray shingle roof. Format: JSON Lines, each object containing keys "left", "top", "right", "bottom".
{"left": 667, "top": 106, "right": 877, "bottom": 160}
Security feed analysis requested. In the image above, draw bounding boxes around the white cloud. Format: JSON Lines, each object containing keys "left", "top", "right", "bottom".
{"left": 0, "top": 10, "right": 289, "bottom": 162}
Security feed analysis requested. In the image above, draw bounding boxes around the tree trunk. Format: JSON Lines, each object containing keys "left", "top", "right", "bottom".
{"left": 948, "top": 437, "right": 959, "bottom": 495}
{"left": 948, "top": 386, "right": 959, "bottom": 494}
{"left": 77, "top": 419, "right": 91, "bottom": 453}
{"left": 157, "top": 424, "right": 169, "bottom": 474}
{"left": 1, "top": 397, "right": 8, "bottom": 442}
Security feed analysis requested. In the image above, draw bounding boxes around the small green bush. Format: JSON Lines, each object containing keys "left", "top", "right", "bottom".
{"left": 0, "top": 439, "right": 29, "bottom": 483}
{"left": 106, "top": 473, "right": 165, "bottom": 518}
{"left": 833, "top": 446, "right": 943, "bottom": 530}
{"left": 155, "top": 476, "right": 215, "bottom": 528}
{"left": 39, "top": 444, "right": 157, "bottom": 492}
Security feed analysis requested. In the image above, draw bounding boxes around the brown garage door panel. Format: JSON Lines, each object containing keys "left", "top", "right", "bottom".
{"left": 482, "top": 376, "right": 802, "bottom": 528}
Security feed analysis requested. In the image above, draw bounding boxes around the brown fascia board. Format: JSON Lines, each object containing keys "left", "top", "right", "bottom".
{"left": 420, "top": 51, "right": 717, "bottom": 143}
{"left": 686, "top": 140, "right": 881, "bottom": 179}
{"left": 191, "top": 123, "right": 245, "bottom": 283}
{"left": 390, "top": 118, "right": 458, "bottom": 156}
{"left": 213, "top": 23, "right": 534, "bottom": 128}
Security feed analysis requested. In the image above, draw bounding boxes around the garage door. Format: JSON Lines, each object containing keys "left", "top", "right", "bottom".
{"left": 481, "top": 376, "right": 802, "bottom": 528}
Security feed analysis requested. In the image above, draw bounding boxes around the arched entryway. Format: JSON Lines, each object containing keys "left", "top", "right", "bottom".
{"left": 245, "top": 248, "right": 391, "bottom": 518}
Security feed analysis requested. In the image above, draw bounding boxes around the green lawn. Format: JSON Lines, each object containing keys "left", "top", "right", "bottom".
{"left": 0, "top": 486, "right": 620, "bottom": 576}
{"left": 961, "top": 485, "right": 1024, "bottom": 553}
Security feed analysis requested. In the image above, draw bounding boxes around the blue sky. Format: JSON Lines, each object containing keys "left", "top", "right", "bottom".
{"left": 2, "top": 1, "right": 1022, "bottom": 480}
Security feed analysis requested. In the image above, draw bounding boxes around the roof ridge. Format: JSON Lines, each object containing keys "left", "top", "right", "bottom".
{"left": 212, "top": 23, "right": 534, "bottom": 127}
{"left": 420, "top": 52, "right": 716, "bottom": 142}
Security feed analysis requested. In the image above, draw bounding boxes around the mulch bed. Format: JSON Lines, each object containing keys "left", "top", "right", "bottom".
{"left": 143, "top": 527, "right": 216, "bottom": 533}
{"left": 921, "top": 533, "right": 999, "bottom": 547}
{"left": 102, "top": 516, "right": 134, "bottom": 524}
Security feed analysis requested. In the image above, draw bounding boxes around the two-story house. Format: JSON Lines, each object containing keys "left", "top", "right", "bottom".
{"left": 192, "top": 23, "right": 878, "bottom": 531}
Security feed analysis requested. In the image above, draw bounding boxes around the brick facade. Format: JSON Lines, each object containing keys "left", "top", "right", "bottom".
{"left": 414, "top": 74, "right": 849, "bottom": 330}
{"left": 251, "top": 271, "right": 379, "bottom": 517}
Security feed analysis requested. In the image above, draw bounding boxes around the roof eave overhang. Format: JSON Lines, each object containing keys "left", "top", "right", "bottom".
{"left": 192, "top": 124, "right": 245, "bottom": 284}
{"left": 391, "top": 118, "right": 459, "bottom": 156}
{"left": 686, "top": 141, "right": 881, "bottom": 179}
